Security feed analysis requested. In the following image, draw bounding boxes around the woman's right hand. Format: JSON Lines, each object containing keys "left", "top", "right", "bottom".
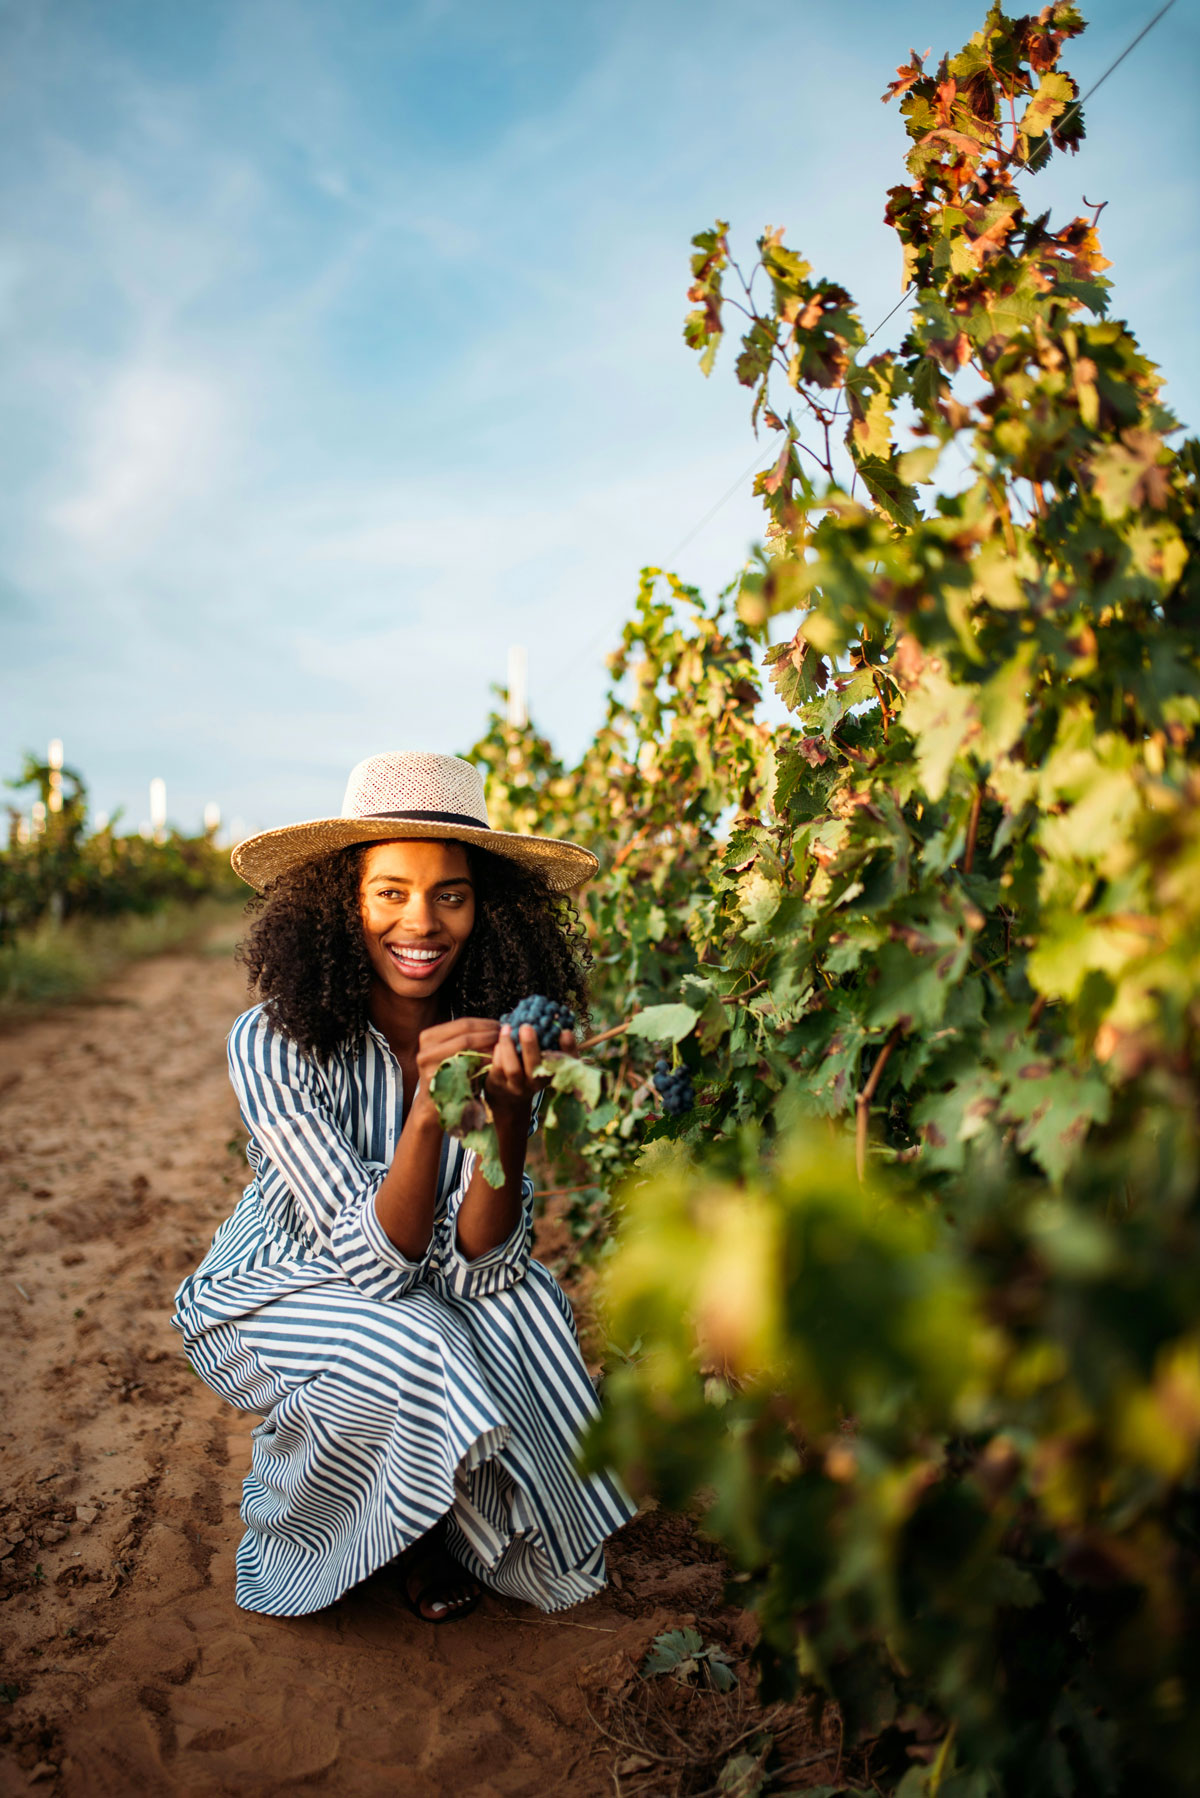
{"left": 411, "top": 1018, "right": 502, "bottom": 1123}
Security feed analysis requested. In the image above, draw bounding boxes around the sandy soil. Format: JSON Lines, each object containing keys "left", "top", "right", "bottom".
{"left": 0, "top": 928, "right": 741, "bottom": 1797}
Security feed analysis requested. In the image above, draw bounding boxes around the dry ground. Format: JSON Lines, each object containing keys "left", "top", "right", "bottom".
{"left": 0, "top": 927, "right": 756, "bottom": 1797}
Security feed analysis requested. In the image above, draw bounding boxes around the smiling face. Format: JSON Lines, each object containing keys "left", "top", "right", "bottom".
{"left": 359, "top": 839, "right": 475, "bottom": 1002}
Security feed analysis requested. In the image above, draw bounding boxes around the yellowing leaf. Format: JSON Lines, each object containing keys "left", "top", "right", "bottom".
{"left": 739, "top": 867, "right": 783, "bottom": 928}
{"left": 900, "top": 665, "right": 977, "bottom": 799}
{"left": 695, "top": 1189, "right": 782, "bottom": 1373}
{"left": 1117, "top": 1339, "right": 1200, "bottom": 1482}
{"left": 1020, "top": 70, "right": 1075, "bottom": 143}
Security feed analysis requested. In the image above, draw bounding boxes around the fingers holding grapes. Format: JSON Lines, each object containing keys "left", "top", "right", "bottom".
{"left": 486, "top": 994, "right": 577, "bottom": 1113}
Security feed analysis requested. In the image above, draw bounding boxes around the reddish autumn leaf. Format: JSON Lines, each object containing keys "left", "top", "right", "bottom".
{"left": 881, "top": 46, "right": 931, "bottom": 103}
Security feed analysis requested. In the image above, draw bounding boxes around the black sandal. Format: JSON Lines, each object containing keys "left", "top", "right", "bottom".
{"left": 401, "top": 1547, "right": 482, "bottom": 1624}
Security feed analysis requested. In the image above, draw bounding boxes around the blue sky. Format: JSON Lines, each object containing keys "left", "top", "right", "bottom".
{"left": 1, "top": 0, "right": 1196, "bottom": 838}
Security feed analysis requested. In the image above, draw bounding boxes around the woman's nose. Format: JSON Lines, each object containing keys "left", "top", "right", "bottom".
{"left": 402, "top": 895, "right": 440, "bottom": 933}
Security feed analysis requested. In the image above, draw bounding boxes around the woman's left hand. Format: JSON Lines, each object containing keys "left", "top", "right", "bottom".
{"left": 485, "top": 1023, "right": 577, "bottom": 1117}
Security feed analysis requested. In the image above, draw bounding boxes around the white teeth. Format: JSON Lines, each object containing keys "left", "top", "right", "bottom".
{"left": 390, "top": 946, "right": 445, "bottom": 962}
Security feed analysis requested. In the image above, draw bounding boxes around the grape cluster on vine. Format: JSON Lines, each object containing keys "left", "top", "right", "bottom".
{"left": 500, "top": 993, "right": 576, "bottom": 1051}
{"left": 653, "top": 1058, "right": 694, "bottom": 1117}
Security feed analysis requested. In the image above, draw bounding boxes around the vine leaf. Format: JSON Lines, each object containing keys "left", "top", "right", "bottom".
{"left": 625, "top": 1003, "right": 700, "bottom": 1044}
{"left": 428, "top": 1051, "right": 505, "bottom": 1187}
{"left": 852, "top": 453, "right": 920, "bottom": 528}
{"left": 642, "top": 1627, "right": 738, "bottom": 1693}
{"left": 534, "top": 1051, "right": 603, "bottom": 1110}
{"left": 429, "top": 1050, "right": 491, "bottom": 1133}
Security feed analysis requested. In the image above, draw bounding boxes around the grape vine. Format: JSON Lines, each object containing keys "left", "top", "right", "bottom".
{"left": 431, "top": 7, "right": 1199, "bottom": 1788}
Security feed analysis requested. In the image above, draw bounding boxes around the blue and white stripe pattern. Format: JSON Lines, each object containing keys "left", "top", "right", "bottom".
{"left": 172, "top": 1005, "right": 635, "bottom": 1617}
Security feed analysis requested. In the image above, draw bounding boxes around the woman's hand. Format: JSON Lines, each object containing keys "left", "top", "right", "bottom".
{"left": 411, "top": 1018, "right": 503, "bottom": 1124}
{"left": 484, "top": 1022, "right": 577, "bottom": 1117}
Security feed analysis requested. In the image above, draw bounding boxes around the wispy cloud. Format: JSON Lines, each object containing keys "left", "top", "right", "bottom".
{"left": 47, "top": 362, "right": 231, "bottom": 550}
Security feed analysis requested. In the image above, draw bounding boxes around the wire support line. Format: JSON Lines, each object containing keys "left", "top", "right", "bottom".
{"left": 864, "top": 286, "right": 917, "bottom": 347}
{"left": 662, "top": 444, "right": 777, "bottom": 567}
{"left": 1031, "top": 0, "right": 1176, "bottom": 156}
{"left": 548, "top": 443, "right": 776, "bottom": 684}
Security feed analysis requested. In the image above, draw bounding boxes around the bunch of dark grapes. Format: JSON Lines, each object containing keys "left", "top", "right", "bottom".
{"left": 500, "top": 994, "right": 576, "bottom": 1051}
{"left": 653, "top": 1058, "right": 694, "bottom": 1117}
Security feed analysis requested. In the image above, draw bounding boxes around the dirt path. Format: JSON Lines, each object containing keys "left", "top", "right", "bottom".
{"left": 0, "top": 931, "right": 730, "bottom": 1796}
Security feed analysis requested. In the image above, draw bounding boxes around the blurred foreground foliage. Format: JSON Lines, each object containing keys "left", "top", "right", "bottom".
{"left": 459, "top": 6, "right": 1199, "bottom": 1791}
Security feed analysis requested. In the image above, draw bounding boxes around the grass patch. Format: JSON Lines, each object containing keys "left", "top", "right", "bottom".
{"left": 0, "top": 896, "right": 250, "bottom": 1018}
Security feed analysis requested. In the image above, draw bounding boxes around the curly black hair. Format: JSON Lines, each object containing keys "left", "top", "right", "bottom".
{"left": 237, "top": 842, "right": 592, "bottom": 1060}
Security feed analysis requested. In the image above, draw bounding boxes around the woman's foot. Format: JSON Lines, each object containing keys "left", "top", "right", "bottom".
{"left": 402, "top": 1532, "right": 482, "bottom": 1623}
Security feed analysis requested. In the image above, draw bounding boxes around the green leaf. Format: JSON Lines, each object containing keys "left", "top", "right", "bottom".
{"left": 1000, "top": 1061, "right": 1111, "bottom": 1187}
{"left": 706, "top": 1653, "right": 739, "bottom": 1694}
{"left": 536, "top": 1051, "right": 603, "bottom": 1111}
{"left": 626, "top": 1003, "right": 700, "bottom": 1044}
{"left": 429, "top": 1050, "right": 492, "bottom": 1135}
{"left": 460, "top": 1122, "right": 506, "bottom": 1190}
{"left": 717, "top": 1751, "right": 763, "bottom": 1795}
{"left": 896, "top": 444, "right": 942, "bottom": 485}
{"left": 853, "top": 453, "right": 920, "bottom": 528}
{"left": 1026, "top": 1197, "right": 1117, "bottom": 1277}
{"left": 913, "top": 1066, "right": 1002, "bottom": 1172}
{"left": 680, "top": 974, "right": 732, "bottom": 1049}
{"left": 978, "top": 645, "right": 1033, "bottom": 761}
{"left": 642, "top": 1626, "right": 704, "bottom": 1676}
{"left": 764, "top": 631, "right": 827, "bottom": 712}
{"left": 429, "top": 1050, "right": 504, "bottom": 1187}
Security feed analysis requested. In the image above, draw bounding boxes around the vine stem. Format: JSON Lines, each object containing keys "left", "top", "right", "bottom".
{"left": 722, "top": 979, "right": 768, "bottom": 1005}
{"left": 963, "top": 783, "right": 983, "bottom": 875}
{"left": 856, "top": 1024, "right": 902, "bottom": 1182}
{"left": 577, "top": 981, "right": 769, "bottom": 1053}
{"left": 578, "top": 1020, "right": 632, "bottom": 1052}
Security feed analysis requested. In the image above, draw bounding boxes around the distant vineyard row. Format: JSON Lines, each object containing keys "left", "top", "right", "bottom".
{"left": 1, "top": 753, "right": 241, "bottom": 946}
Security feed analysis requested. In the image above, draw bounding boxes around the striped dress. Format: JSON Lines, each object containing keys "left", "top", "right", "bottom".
{"left": 171, "top": 1005, "right": 635, "bottom": 1617}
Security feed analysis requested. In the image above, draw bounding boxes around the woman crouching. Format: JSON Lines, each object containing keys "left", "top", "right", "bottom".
{"left": 171, "top": 752, "right": 635, "bottom": 1622}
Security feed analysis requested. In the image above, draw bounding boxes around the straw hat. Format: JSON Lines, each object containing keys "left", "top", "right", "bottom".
{"left": 231, "top": 752, "right": 598, "bottom": 894}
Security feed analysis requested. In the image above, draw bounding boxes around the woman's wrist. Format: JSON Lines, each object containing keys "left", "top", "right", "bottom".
{"left": 488, "top": 1092, "right": 533, "bottom": 1133}
{"left": 405, "top": 1091, "right": 445, "bottom": 1136}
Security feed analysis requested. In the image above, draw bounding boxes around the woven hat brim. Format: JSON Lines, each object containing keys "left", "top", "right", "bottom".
{"left": 231, "top": 817, "right": 598, "bottom": 894}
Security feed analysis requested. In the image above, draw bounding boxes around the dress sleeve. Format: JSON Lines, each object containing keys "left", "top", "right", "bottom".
{"left": 228, "top": 1009, "right": 429, "bottom": 1303}
{"left": 430, "top": 1095, "right": 542, "bottom": 1301}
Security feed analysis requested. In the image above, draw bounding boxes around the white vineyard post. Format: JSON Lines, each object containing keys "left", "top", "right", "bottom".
{"left": 150, "top": 778, "right": 167, "bottom": 845}
{"left": 47, "top": 738, "right": 63, "bottom": 814}
{"left": 506, "top": 644, "right": 528, "bottom": 730}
